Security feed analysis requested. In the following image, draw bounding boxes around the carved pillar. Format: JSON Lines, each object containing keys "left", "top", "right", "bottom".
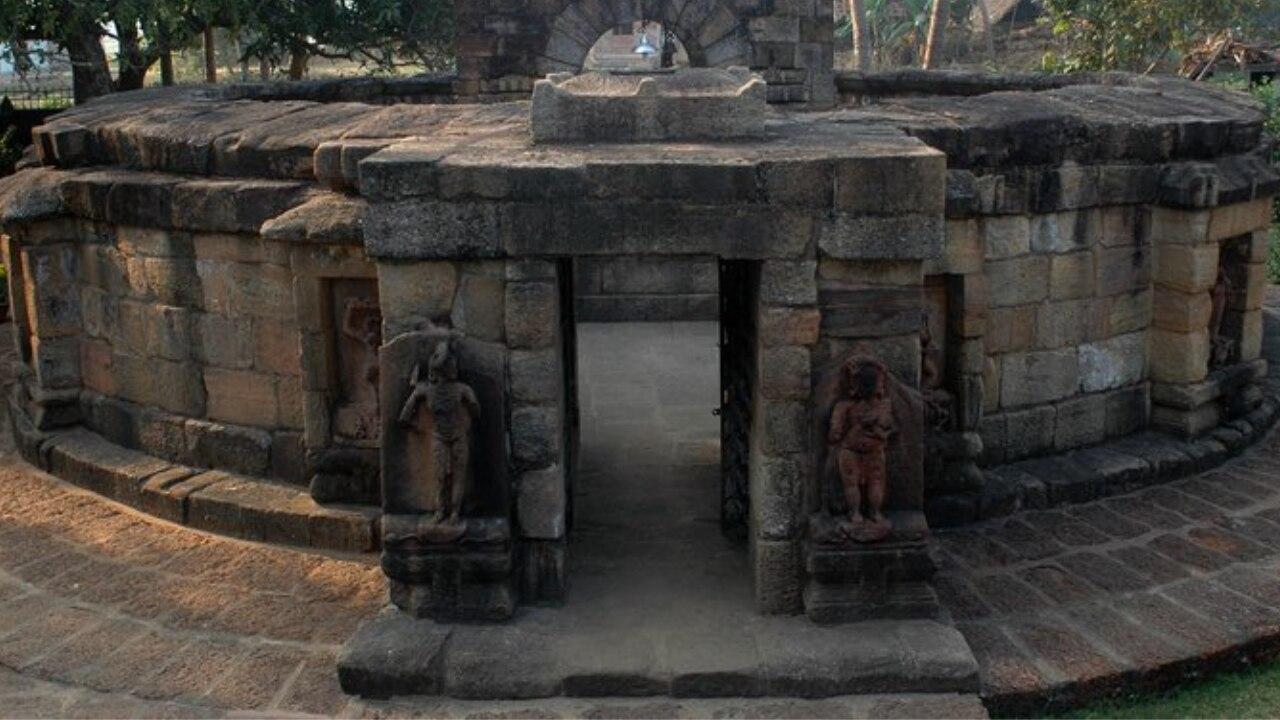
{"left": 8, "top": 225, "right": 83, "bottom": 430}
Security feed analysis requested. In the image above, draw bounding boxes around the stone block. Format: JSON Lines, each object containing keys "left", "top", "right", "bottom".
{"left": 1106, "top": 384, "right": 1150, "bottom": 438}
{"left": 760, "top": 400, "right": 809, "bottom": 454}
{"left": 136, "top": 408, "right": 194, "bottom": 465}
{"left": 1100, "top": 206, "right": 1142, "bottom": 247}
{"left": 817, "top": 259, "right": 921, "bottom": 287}
{"left": 758, "top": 346, "right": 810, "bottom": 401}
{"left": 982, "top": 215, "right": 1031, "bottom": 260}
{"left": 1003, "top": 405, "right": 1055, "bottom": 461}
{"left": 185, "top": 419, "right": 273, "bottom": 477}
{"left": 269, "top": 430, "right": 306, "bottom": 483}
{"left": 509, "top": 349, "right": 562, "bottom": 404}
{"left": 276, "top": 375, "right": 305, "bottom": 430}
{"left": 982, "top": 356, "right": 1000, "bottom": 414}
{"left": 819, "top": 286, "right": 921, "bottom": 338}
{"left": 1150, "top": 328, "right": 1210, "bottom": 384}
{"left": 504, "top": 281, "right": 557, "bottom": 350}
{"left": 143, "top": 257, "right": 201, "bottom": 306}
{"left": 1152, "top": 403, "right": 1220, "bottom": 439}
{"left": 750, "top": 452, "right": 803, "bottom": 541}
{"left": 1036, "top": 298, "right": 1104, "bottom": 349}
{"left": 1096, "top": 245, "right": 1153, "bottom": 296}
{"left": 204, "top": 368, "right": 279, "bottom": 428}
{"left": 252, "top": 318, "right": 302, "bottom": 376}
{"left": 1154, "top": 243, "right": 1219, "bottom": 293}
{"left": 30, "top": 336, "right": 79, "bottom": 391}
{"left": 1054, "top": 394, "right": 1107, "bottom": 450}
{"left": 925, "top": 219, "right": 982, "bottom": 275}
{"left": 833, "top": 154, "right": 946, "bottom": 216}
{"left": 79, "top": 339, "right": 113, "bottom": 395}
{"left": 1030, "top": 210, "right": 1100, "bottom": 253}
{"left": 752, "top": 539, "right": 802, "bottom": 614}
{"left": 1207, "top": 198, "right": 1274, "bottom": 242}
{"left": 511, "top": 405, "right": 561, "bottom": 469}
{"left": 1153, "top": 288, "right": 1212, "bottom": 332}
{"left": 986, "top": 256, "right": 1049, "bottom": 307}
{"left": 517, "top": 464, "right": 566, "bottom": 540}
{"left": 195, "top": 312, "right": 253, "bottom": 369}
{"left": 760, "top": 260, "right": 817, "bottom": 305}
{"left": 1148, "top": 206, "right": 1210, "bottom": 244}
{"left": 1106, "top": 289, "right": 1153, "bottom": 336}
{"left": 1079, "top": 332, "right": 1147, "bottom": 394}
{"left": 1000, "top": 349, "right": 1079, "bottom": 408}
{"left": 817, "top": 214, "right": 944, "bottom": 261}
{"left": 1049, "top": 251, "right": 1095, "bottom": 300}
{"left": 379, "top": 261, "right": 457, "bottom": 333}
{"left": 21, "top": 246, "right": 81, "bottom": 338}
{"left": 1231, "top": 309, "right": 1264, "bottom": 362}
{"left": 985, "top": 305, "right": 1036, "bottom": 354}
{"left": 146, "top": 305, "right": 193, "bottom": 362}
{"left": 759, "top": 307, "right": 821, "bottom": 347}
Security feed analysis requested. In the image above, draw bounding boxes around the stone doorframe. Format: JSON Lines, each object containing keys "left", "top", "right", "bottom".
{"left": 357, "top": 132, "right": 947, "bottom": 622}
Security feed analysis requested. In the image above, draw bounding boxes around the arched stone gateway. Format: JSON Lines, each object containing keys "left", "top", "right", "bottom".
{"left": 536, "top": 0, "right": 752, "bottom": 74}
{"left": 455, "top": 0, "right": 834, "bottom": 105}
{"left": 2, "top": 8, "right": 1278, "bottom": 706}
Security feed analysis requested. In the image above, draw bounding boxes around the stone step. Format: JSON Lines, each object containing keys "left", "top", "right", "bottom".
{"left": 10, "top": 408, "right": 378, "bottom": 555}
{"left": 339, "top": 607, "right": 980, "bottom": 700}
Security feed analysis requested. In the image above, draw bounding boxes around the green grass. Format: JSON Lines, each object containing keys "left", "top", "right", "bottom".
{"left": 1268, "top": 220, "right": 1280, "bottom": 284}
{"left": 1058, "top": 661, "right": 1280, "bottom": 718}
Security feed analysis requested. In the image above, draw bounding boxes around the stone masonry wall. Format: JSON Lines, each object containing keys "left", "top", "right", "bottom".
{"left": 968, "top": 205, "right": 1153, "bottom": 465}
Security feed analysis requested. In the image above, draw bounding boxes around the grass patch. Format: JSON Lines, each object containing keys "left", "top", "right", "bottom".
{"left": 1059, "top": 661, "right": 1280, "bottom": 718}
{"left": 1268, "top": 218, "right": 1280, "bottom": 284}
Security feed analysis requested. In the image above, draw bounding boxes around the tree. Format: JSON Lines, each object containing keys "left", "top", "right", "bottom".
{"left": 1042, "top": 0, "right": 1266, "bottom": 72}
{"left": 921, "top": 0, "right": 946, "bottom": 68}
{"left": 847, "top": 0, "right": 871, "bottom": 71}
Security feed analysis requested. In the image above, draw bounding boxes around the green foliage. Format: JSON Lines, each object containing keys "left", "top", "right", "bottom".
{"left": 1040, "top": 0, "right": 1265, "bottom": 72}
{"left": 0, "top": 126, "right": 20, "bottom": 174}
{"left": 836, "top": 0, "right": 972, "bottom": 67}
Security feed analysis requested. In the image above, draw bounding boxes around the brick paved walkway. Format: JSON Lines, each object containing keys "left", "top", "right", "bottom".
{"left": 937, "top": 434, "right": 1280, "bottom": 715}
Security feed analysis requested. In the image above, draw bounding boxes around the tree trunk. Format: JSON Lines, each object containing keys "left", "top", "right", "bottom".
{"left": 160, "top": 51, "right": 175, "bottom": 86}
{"left": 848, "top": 0, "right": 871, "bottom": 71}
{"left": 203, "top": 27, "right": 218, "bottom": 83}
{"left": 260, "top": 56, "right": 272, "bottom": 81}
{"left": 114, "top": 21, "right": 150, "bottom": 91}
{"left": 974, "top": 0, "right": 995, "bottom": 65}
{"left": 287, "top": 48, "right": 309, "bottom": 80}
{"left": 66, "top": 32, "right": 114, "bottom": 103}
{"left": 922, "top": 0, "right": 946, "bottom": 69}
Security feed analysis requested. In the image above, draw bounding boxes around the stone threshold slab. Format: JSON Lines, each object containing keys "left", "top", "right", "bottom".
{"left": 338, "top": 606, "right": 980, "bottom": 701}
{"left": 358, "top": 690, "right": 990, "bottom": 718}
{"left": 9, "top": 400, "right": 378, "bottom": 555}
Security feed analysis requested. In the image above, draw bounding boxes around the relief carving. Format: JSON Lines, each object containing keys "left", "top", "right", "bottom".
{"left": 333, "top": 295, "right": 383, "bottom": 442}
{"left": 824, "top": 355, "right": 897, "bottom": 543}
{"left": 1210, "top": 266, "right": 1236, "bottom": 368}
{"left": 396, "top": 341, "right": 481, "bottom": 542}
{"left": 921, "top": 312, "right": 953, "bottom": 433}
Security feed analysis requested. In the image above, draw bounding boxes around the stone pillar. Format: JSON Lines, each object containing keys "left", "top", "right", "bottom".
{"left": 10, "top": 223, "right": 84, "bottom": 430}
{"left": 505, "top": 260, "right": 570, "bottom": 604}
{"left": 750, "top": 259, "right": 818, "bottom": 614}
{"left": 1149, "top": 199, "right": 1273, "bottom": 438}
{"left": 800, "top": 149, "right": 946, "bottom": 623}
{"left": 377, "top": 260, "right": 517, "bottom": 622}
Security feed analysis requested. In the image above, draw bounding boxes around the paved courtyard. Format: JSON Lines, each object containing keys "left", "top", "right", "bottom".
{"left": 4, "top": 318, "right": 1280, "bottom": 716}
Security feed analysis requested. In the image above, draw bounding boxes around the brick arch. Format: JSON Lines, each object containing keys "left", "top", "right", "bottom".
{"left": 536, "top": 0, "right": 752, "bottom": 76}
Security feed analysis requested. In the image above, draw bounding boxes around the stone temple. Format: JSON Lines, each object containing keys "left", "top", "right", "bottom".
{"left": 1, "top": 0, "right": 1278, "bottom": 706}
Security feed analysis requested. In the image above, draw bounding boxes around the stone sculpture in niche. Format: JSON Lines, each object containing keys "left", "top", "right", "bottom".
{"left": 1210, "top": 266, "right": 1236, "bottom": 368}
{"left": 825, "top": 354, "right": 898, "bottom": 543}
{"left": 397, "top": 341, "right": 480, "bottom": 542}
{"left": 920, "top": 312, "right": 953, "bottom": 433}
{"left": 335, "top": 296, "right": 383, "bottom": 442}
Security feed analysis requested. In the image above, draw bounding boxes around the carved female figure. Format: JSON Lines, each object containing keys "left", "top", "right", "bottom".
{"left": 338, "top": 297, "right": 383, "bottom": 440}
{"left": 827, "top": 357, "right": 897, "bottom": 542}
{"left": 398, "top": 342, "right": 481, "bottom": 530}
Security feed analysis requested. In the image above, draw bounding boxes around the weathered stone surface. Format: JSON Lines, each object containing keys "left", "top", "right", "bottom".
{"left": 517, "top": 464, "right": 566, "bottom": 540}
{"left": 1000, "top": 349, "right": 1079, "bottom": 408}
{"left": 1078, "top": 333, "right": 1147, "bottom": 394}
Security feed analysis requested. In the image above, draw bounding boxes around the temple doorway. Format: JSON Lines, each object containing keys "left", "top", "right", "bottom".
{"left": 562, "top": 258, "right": 756, "bottom": 617}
